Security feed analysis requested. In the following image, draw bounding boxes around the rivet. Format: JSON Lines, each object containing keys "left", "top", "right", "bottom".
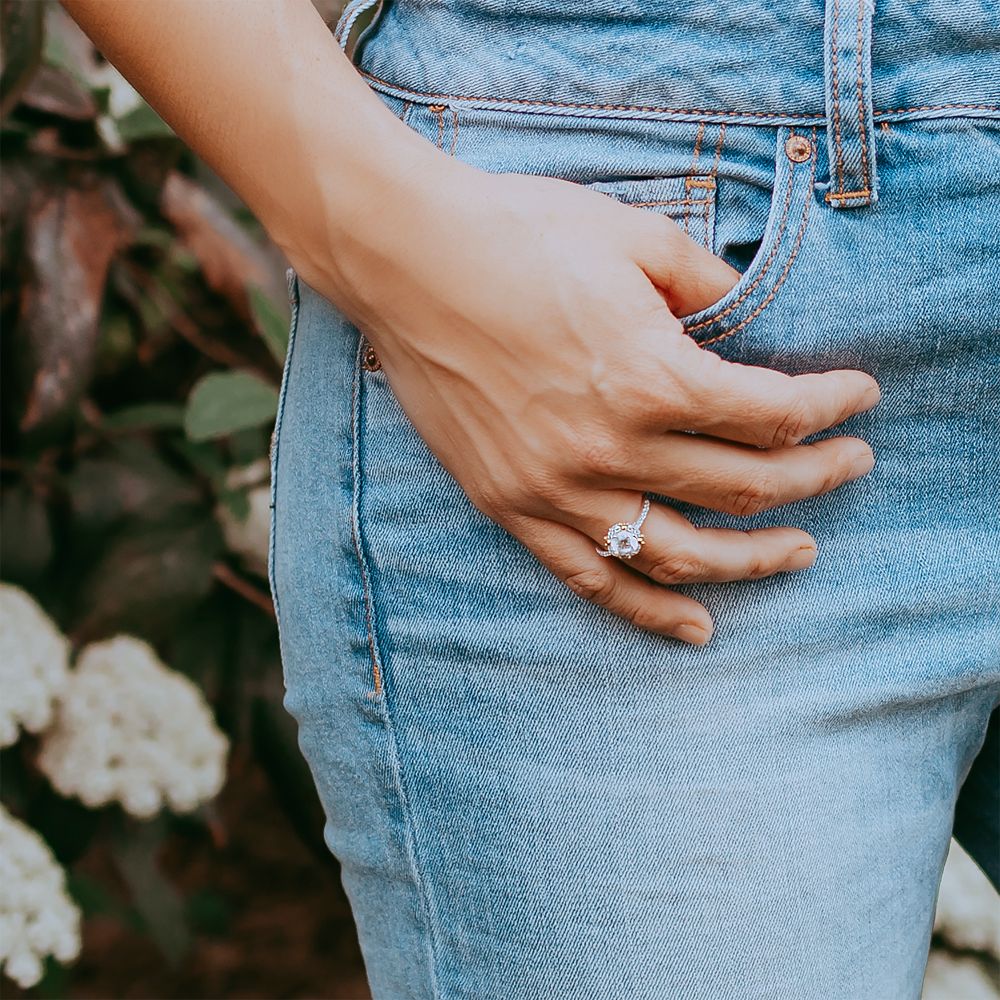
{"left": 361, "top": 342, "right": 382, "bottom": 371}
{"left": 784, "top": 135, "right": 813, "bottom": 163}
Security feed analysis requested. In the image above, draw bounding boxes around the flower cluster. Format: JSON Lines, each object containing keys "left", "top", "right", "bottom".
{"left": 0, "top": 804, "right": 81, "bottom": 989}
{"left": 38, "top": 636, "right": 229, "bottom": 818}
{"left": 0, "top": 584, "right": 71, "bottom": 747}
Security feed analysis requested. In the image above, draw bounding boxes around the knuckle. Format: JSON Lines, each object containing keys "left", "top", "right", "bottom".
{"left": 726, "top": 475, "right": 779, "bottom": 517}
{"left": 563, "top": 567, "right": 618, "bottom": 607}
{"left": 568, "top": 431, "right": 627, "bottom": 479}
{"left": 646, "top": 548, "right": 707, "bottom": 584}
{"left": 768, "top": 398, "right": 811, "bottom": 447}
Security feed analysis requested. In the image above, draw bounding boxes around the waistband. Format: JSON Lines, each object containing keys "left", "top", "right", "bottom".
{"left": 343, "top": 0, "right": 1000, "bottom": 127}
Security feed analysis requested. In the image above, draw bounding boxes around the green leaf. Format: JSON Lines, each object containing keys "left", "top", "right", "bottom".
{"left": 248, "top": 284, "right": 288, "bottom": 364}
{"left": 103, "top": 403, "right": 185, "bottom": 432}
{"left": 115, "top": 100, "right": 175, "bottom": 141}
{"left": 184, "top": 370, "right": 278, "bottom": 443}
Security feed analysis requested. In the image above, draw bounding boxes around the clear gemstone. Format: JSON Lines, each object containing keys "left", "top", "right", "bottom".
{"left": 608, "top": 526, "right": 640, "bottom": 557}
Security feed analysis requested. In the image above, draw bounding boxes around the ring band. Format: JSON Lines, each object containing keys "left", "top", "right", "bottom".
{"left": 595, "top": 496, "right": 651, "bottom": 560}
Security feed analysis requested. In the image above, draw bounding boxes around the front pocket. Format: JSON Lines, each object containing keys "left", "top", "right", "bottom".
{"left": 678, "top": 126, "right": 819, "bottom": 348}
{"left": 585, "top": 174, "right": 718, "bottom": 251}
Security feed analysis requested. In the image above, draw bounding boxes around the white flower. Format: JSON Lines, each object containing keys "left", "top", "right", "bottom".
{"left": 37, "top": 636, "right": 228, "bottom": 818}
{"left": 934, "top": 839, "right": 1000, "bottom": 958}
{"left": 921, "top": 951, "right": 998, "bottom": 1000}
{"left": 0, "top": 584, "right": 71, "bottom": 747}
{"left": 216, "top": 459, "right": 271, "bottom": 577}
{"left": 0, "top": 804, "right": 81, "bottom": 989}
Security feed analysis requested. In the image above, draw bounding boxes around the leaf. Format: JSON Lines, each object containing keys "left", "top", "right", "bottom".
{"left": 0, "top": 480, "right": 53, "bottom": 582}
{"left": 0, "top": 0, "right": 44, "bottom": 119}
{"left": 112, "top": 817, "right": 192, "bottom": 967}
{"left": 74, "top": 511, "right": 223, "bottom": 640}
{"left": 184, "top": 370, "right": 278, "bottom": 442}
{"left": 102, "top": 402, "right": 185, "bottom": 432}
{"left": 115, "top": 100, "right": 174, "bottom": 142}
{"left": 160, "top": 171, "right": 279, "bottom": 320}
{"left": 248, "top": 283, "right": 289, "bottom": 363}
{"left": 16, "top": 177, "right": 140, "bottom": 432}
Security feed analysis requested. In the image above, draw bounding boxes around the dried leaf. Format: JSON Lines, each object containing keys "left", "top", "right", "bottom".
{"left": 17, "top": 177, "right": 140, "bottom": 431}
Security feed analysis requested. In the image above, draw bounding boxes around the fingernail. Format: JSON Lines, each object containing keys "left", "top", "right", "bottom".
{"left": 850, "top": 448, "right": 876, "bottom": 478}
{"left": 861, "top": 384, "right": 882, "bottom": 409}
{"left": 675, "top": 623, "right": 712, "bottom": 645}
{"left": 783, "top": 544, "right": 818, "bottom": 571}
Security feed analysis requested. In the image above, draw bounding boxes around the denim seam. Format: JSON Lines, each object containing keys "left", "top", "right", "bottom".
{"left": 351, "top": 337, "right": 445, "bottom": 999}
{"left": 350, "top": 335, "right": 385, "bottom": 699}
{"left": 855, "top": 1, "right": 871, "bottom": 195}
{"left": 685, "top": 137, "right": 799, "bottom": 334}
{"left": 830, "top": 0, "right": 845, "bottom": 191}
{"left": 359, "top": 69, "right": 1000, "bottom": 124}
{"left": 267, "top": 267, "right": 301, "bottom": 630}
{"left": 706, "top": 124, "right": 727, "bottom": 249}
{"left": 699, "top": 131, "right": 818, "bottom": 347}
{"left": 683, "top": 123, "right": 705, "bottom": 235}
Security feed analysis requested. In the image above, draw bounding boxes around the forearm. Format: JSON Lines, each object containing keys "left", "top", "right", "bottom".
{"left": 59, "top": 0, "right": 455, "bottom": 298}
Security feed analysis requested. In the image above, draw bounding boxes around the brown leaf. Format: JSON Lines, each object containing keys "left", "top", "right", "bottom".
{"left": 19, "top": 63, "right": 97, "bottom": 120}
{"left": 18, "top": 176, "right": 140, "bottom": 431}
{"left": 160, "top": 171, "right": 279, "bottom": 320}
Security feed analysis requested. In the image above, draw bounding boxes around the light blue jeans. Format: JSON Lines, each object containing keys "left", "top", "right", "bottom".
{"left": 269, "top": 1, "right": 1000, "bottom": 996}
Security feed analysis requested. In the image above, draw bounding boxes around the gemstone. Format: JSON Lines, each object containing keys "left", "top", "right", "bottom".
{"left": 607, "top": 524, "right": 641, "bottom": 558}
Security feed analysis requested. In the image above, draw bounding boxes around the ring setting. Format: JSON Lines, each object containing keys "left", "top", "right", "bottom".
{"left": 596, "top": 496, "right": 651, "bottom": 560}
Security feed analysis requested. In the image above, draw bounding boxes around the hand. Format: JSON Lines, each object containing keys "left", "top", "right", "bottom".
{"left": 297, "top": 161, "right": 880, "bottom": 645}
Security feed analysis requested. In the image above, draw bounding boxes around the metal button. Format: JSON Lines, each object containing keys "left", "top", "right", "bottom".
{"left": 361, "top": 342, "right": 382, "bottom": 371}
{"left": 784, "top": 135, "right": 813, "bottom": 163}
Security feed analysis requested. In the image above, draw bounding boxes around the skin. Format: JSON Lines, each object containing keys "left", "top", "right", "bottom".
{"left": 61, "top": 0, "right": 881, "bottom": 646}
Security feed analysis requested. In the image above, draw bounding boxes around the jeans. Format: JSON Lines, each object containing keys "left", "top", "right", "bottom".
{"left": 268, "top": 1, "right": 1000, "bottom": 996}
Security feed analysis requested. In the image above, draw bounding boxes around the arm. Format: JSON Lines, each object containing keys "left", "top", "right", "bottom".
{"left": 62, "top": 0, "right": 880, "bottom": 644}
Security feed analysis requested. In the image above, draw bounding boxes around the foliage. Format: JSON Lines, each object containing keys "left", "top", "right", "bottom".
{"left": 0, "top": 3, "right": 333, "bottom": 991}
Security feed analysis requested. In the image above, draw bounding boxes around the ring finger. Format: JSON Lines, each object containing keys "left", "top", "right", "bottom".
{"left": 570, "top": 490, "right": 819, "bottom": 586}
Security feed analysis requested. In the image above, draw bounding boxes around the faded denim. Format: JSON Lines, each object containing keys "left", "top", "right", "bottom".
{"left": 269, "top": 1, "right": 1000, "bottom": 997}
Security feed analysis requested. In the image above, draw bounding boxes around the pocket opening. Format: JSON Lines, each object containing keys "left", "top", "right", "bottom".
{"left": 679, "top": 126, "right": 818, "bottom": 347}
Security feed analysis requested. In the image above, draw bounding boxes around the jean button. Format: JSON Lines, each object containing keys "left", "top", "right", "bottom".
{"left": 785, "top": 135, "right": 813, "bottom": 163}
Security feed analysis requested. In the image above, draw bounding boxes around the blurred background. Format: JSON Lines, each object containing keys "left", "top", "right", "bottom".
{"left": 0, "top": 2, "right": 996, "bottom": 997}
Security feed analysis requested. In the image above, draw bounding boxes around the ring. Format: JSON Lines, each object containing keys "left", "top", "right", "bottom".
{"left": 595, "top": 495, "right": 651, "bottom": 560}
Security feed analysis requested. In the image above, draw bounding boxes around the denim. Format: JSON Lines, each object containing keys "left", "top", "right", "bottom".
{"left": 268, "top": 2, "right": 1000, "bottom": 997}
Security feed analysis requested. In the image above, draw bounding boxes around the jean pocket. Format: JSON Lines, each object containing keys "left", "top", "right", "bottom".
{"left": 679, "top": 126, "right": 819, "bottom": 349}
{"left": 585, "top": 174, "right": 718, "bottom": 252}
{"left": 267, "top": 265, "right": 302, "bottom": 630}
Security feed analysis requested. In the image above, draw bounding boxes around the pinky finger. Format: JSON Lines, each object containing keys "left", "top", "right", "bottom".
{"left": 507, "top": 515, "right": 715, "bottom": 645}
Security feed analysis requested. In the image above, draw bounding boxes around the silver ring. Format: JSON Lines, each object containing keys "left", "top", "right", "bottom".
{"left": 595, "top": 496, "right": 651, "bottom": 560}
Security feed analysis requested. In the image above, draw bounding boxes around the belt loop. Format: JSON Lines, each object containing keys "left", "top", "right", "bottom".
{"left": 823, "top": 0, "right": 879, "bottom": 208}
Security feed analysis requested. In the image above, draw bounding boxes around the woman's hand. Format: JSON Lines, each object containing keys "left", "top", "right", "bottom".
{"left": 296, "top": 161, "right": 881, "bottom": 645}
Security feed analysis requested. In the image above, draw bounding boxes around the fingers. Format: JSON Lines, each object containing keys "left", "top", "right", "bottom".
{"left": 653, "top": 333, "right": 882, "bottom": 449}
{"left": 564, "top": 490, "right": 819, "bottom": 587}
{"left": 507, "top": 513, "right": 715, "bottom": 644}
{"left": 582, "top": 431, "right": 874, "bottom": 517}
{"left": 632, "top": 212, "right": 740, "bottom": 317}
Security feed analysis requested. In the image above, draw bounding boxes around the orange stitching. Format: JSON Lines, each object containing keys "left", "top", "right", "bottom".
{"left": 855, "top": 0, "right": 870, "bottom": 194}
{"left": 685, "top": 178, "right": 717, "bottom": 189}
{"left": 361, "top": 69, "right": 1000, "bottom": 122}
{"left": 830, "top": 0, "right": 845, "bottom": 192}
{"left": 698, "top": 135, "right": 818, "bottom": 347}
{"left": 683, "top": 123, "right": 705, "bottom": 235}
{"left": 630, "top": 198, "right": 713, "bottom": 208}
{"left": 359, "top": 69, "right": 828, "bottom": 119}
{"left": 684, "top": 131, "right": 801, "bottom": 334}
{"left": 824, "top": 188, "right": 872, "bottom": 201}
{"left": 429, "top": 104, "right": 446, "bottom": 149}
{"left": 450, "top": 107, "right": 459, "bottom": 156}
{"left": 702, "top": 194, "right": 712, "bottom": 250}
{"left": 878, "top": 102, "right": 1000, "bottom": 115}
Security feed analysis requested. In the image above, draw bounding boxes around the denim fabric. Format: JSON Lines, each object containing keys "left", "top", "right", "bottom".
{"left": 269, "top": 2, "right": 1000, "bottom": 997}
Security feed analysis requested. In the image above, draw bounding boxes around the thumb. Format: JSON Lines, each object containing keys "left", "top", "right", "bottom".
{"left": 632, "top": 213, "right": 740, "bottom": 318}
